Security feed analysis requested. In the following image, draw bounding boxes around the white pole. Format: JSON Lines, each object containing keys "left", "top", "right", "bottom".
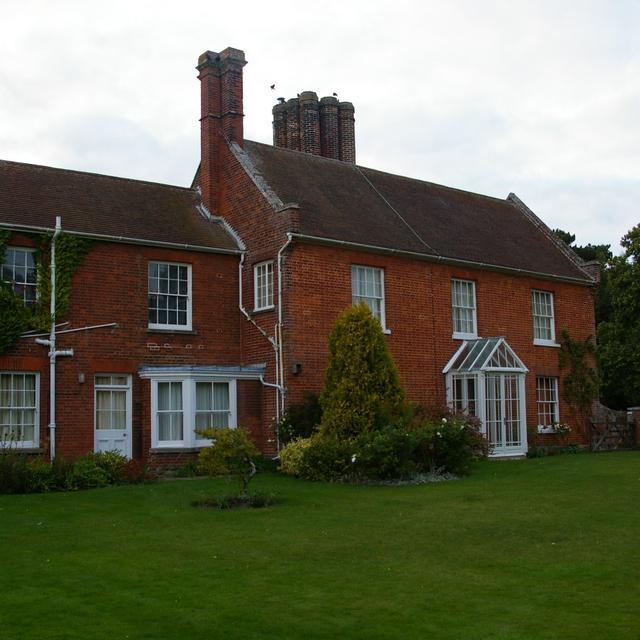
{"left": 48, "top": 216, "right": 62, "bottom": 461}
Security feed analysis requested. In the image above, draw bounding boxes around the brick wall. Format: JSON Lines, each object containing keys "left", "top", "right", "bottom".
{"left": 280, "top": 242, "right": 597, "bottom": 448}
{"left": 0, "top": 233, "right": 266, "bottom": 462}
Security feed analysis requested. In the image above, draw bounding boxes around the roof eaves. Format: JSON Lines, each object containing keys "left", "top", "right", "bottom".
{"left": 290, "top": 232, "right": 594, "bottom": 285}
{"left": 0, "top": 222, "right": 242, "bottom": 255}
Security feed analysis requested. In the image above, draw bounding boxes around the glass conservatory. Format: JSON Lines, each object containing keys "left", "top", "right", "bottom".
{"left": 443, "top": 337, "right": 529, "bottom": 457}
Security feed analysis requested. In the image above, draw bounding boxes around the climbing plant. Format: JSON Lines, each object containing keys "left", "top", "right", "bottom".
{"left": 559, "top": 327, "right": 599, "bottom": 432}
{"left": 0, "top": 231, "right": 90, "bottom": 354}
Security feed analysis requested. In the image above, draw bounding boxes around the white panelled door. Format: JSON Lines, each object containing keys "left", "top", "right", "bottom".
{"left": 94, "top": 374, "right": 132, "bottom": 458}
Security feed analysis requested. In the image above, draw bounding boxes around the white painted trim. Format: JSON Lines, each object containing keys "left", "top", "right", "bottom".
{"left": 93, "top": 374, "right": 132, "bottom": 459}
{"left": 0, "top": 371, "right": 40, "bottom": 449}
{"left": 351, "top": 264, "right": 387, "bottom": 331}
{"left": 149, "top": 375, "right": 237, "bottom": 450}
{"left": 253, "top": 260, "right": 275, "bottom": 311}
{"left": 147, "top": 261, "right": 193, "bottom": 331}
{"left": 532, "top": 289, "right": 556, "bottom": 345}
{"left": 451, "top": 278, "right": 477, "bottom": 339}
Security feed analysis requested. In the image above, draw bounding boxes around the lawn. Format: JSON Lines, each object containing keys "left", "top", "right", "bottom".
{"left": 1, "top": 452, "right": 638, "bottom": 640}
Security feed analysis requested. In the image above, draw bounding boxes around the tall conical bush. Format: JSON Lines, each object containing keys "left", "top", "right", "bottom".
{"left": 319, "top": 303, "right": 405, "bottom": 439}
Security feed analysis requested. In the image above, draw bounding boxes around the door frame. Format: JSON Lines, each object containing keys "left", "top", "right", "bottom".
{"left": 446, "top": 370, "right": 528, "bottom": 457}
{"left": 93, "top": 374, "right": 133, "bottom": 459}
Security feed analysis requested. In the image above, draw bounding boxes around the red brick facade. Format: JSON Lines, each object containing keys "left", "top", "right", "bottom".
{"left": 0, "top": 45, "right": 599, "bottom": 464}
{"left": 0, "top": 234, "right": 270, "bottom": 465}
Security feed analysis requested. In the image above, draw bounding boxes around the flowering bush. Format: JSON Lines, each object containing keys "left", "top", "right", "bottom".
{"left": 278, "top": 408, "right": 488, "bottom": 482}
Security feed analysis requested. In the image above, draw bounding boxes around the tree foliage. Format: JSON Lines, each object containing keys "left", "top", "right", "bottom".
{"left": 597, "top": 224, "right": 640, "bottom": 409}
{"left": 552, "top": 227, "right": 613, "bottom": 324}
{"left": 319, "top": 303, "right": 405, "bottom": 440}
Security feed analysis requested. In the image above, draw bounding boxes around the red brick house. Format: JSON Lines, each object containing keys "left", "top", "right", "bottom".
{"left": 0, "top": 46, "right": 598, "bottom": 463}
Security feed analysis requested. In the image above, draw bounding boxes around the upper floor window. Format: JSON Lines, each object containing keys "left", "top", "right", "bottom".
{"left": 452, "top": 279, "right": 477, "bottom": 339}
{"left": 148, "top": 262, "right": 192, "bottom": 330}
{"left": 536, "top": 376, "right": 559, "bottom": 432}
{"left": 532, "top": 290, "right": 556, "bottom": 345}
{"left": 352, "top": 265, "right": 386, "bottom": 328}
{"left": 253, "top": 261, "right": 274, "bottom": 311}
{"left": 1, "top": 247, "right": 37, "bottom": 305}
{"left": 0, "top": 372, "right": 39, "bottom": 448}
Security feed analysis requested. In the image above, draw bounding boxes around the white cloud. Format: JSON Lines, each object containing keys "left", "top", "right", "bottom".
{"left": 1, "top": 0, "right": 638, "bottom": 251}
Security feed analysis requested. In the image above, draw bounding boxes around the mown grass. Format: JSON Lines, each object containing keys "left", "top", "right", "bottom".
{"left": 1, "top": 451, "right": 638, "bottom": 639}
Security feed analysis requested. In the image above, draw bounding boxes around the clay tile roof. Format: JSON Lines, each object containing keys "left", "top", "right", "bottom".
{"left": 242, "top": 141, "right": 590, "bottom": 282}
{"left": 0, "top": 160, "right": 239, "bottom": 253}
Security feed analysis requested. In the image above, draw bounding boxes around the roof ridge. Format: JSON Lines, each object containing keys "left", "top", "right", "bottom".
{"left": 0, "top": 158, "right": 197, "bottom": 193}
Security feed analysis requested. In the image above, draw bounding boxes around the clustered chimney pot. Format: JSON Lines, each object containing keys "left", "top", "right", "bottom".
{"left": 272, "top": 92, "right": 356, "bottom": 163}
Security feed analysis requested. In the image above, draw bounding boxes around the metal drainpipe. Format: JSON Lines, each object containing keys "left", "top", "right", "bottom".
{"left": 238, "top": 253, "right": 282, "bottom": 424}
{"left": 34, "top": 217, "right": 74, "bottom": 461}
{"left": 276, "top": 233, "right": 293, "bottom": 423}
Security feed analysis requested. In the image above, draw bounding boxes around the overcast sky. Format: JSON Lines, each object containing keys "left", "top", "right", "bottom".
{"left": 2, "top": 0, "right": 638, "bottom": 252}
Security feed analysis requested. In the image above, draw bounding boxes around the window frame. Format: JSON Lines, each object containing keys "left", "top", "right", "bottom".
{"left": 253, "top": 260, "right": 275, "bottom": 311}
{"left": 532, "top": 289, "right": 557, "bottom": 346}
{"left": 149, "top": 376, "right": 237, "bottom": 449}
{"left": 451, "top": 278, "right": 478, "bottom": 340}
{"left": 536, "top": 376, "right": 559, "bottom": 433}
{"left": 148, "top": 261, "right": 193, "bottom": 331}
{"left": 0, "top": 372, "right": 40, "bottom": 449}
{"left": 351, "top": 264, "right": 387, "bottom": 331}
{"left": 1, "top": 246, "right": 37, "bottom": 305}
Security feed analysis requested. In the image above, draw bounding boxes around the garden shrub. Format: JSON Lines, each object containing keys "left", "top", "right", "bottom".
{"left": 279, "top": 437, "right": 314, "bottom": 476}
{"left": 0, "top": 449, "right": 150, "bottom": 494}
{"left": 91, "top": 450, "right": 128, "bottom": 484}
{"left": 319, "top": 303, "right": 404, "bottom": 440}
{"left": 276, "top": 392, "right": 322, "bottom": 445}
{"left": 71, "top": 455, "right": 110, "bottom": 489}
{"left": 197, "top": 427, "right": 260, "bottom": 498}
{"left": 353, "top": 425, "right": 420, "bottom": 480}
{"left": 0, "top": 448, "right": 36, "bottom": 494}
{"left": 295, "top": 434, "right": 354, "bottom": 482}
{"left": 281, "top": 408, "right": 488, "bottom": 482}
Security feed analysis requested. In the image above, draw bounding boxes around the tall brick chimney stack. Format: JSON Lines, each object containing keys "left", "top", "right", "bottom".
{"left": 197, "top": 48, "right": 247, "bottom": 214}
{"left": 272, "top": 93, "right": 356, "bottom": 163}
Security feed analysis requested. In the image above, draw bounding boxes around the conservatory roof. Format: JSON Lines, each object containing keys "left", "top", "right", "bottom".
{"left": 443, "top": 337, "right": 528, "bottom": 374}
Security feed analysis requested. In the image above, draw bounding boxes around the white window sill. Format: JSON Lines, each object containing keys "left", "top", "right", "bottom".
{"left": 253, "top": 305, "right": 275, "bottom": 314}
{"left": 383, "top": 328, "right": 392, "bottom": 335}
{"left": 148, "top": 325, "right": 194, "bottom": 333}
{"left": 453, "top": 332, "right": 478, "bottom": 341}
{"left": 533, "top": 339, "right": 560, "bottom": 348}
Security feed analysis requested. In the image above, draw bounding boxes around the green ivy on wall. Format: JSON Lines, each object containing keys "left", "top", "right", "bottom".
{"left": 0, "top": 231, "right": 90, "bottom": 354}
{"left": 559, "top": 327, "right": 599, "bottom": 429}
